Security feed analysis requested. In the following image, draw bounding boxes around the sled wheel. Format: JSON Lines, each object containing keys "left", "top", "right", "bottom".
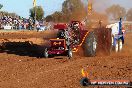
{"left": 68, "top": 48, "right": 72, "bottom": 59}
{"left": 44, "top": 48, "right": 48, "bottom": 58}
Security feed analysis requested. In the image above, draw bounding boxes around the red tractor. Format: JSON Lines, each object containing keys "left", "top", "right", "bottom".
{"left": 44, "top": 21, "right": 97, "bottom": 58}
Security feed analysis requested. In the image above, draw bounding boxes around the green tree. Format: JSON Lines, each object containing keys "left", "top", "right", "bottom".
{"left": 106, "top": 4, "right": 126, "bottom": 20}
{"left": 45, "top": 15, "right": 53, "bottom": 22}
{"left": 45, "top": 0, "right": 86, "bottom": 22}
{"left": 0, "top": 4, "right": 3, "bottom": 9}
{"left": 52, "top": 11, "right": 64, "bottom": 22}
{"left": 10, "top": 13, "right": 18, "bottom": 18}
{"left": 29, "top": 6, "right": 44, "bottom": 21}
{"left": 126, "top": 8, "right": 132, "bottom": 21}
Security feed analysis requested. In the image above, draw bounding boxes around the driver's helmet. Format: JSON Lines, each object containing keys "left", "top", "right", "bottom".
{"left": 73, "top": 22, "right": 79, "bottom": 26}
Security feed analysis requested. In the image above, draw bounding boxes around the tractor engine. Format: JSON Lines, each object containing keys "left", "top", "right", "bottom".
{"left": 70, "top": 21, "right": 81, "bottom": 45}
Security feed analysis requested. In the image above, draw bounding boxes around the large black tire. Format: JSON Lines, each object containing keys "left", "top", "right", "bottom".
{"left": 83, "top": 31, "right": 97, "bottom": 57}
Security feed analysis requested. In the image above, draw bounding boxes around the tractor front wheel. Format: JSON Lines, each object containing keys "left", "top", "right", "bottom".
{"left": 114, "top": 39, "right": 119, "bottom": 52}
{"left": 68, "top": 48, "right": 72, "bottom": 59}
{"left": 112, "top": 38, "right": 123, "bottom": 52}
{"left": 118, "top": 39, "right": 123, "bottom": 52}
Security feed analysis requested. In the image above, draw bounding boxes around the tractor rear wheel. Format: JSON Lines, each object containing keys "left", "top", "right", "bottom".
{"left": 83, "top": 31, "right": 97, "bottom": 57}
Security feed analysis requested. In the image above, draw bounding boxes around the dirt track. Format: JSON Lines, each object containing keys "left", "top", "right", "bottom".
{"left": 0, "top": 30, "right": 131, "bottom": 88}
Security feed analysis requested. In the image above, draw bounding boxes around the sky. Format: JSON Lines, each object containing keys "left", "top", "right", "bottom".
{"left": 83, "top": 0, "right": 132, "bottom": 12}
{"left": 0, "top": 0, "right": 132, "bottom": 18}
{"left": 0, "top": 0, "right": 65, "bottom": 18}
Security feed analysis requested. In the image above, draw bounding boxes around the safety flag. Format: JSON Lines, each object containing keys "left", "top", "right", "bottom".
{"left": 88, "top": 3, "right": 92, "bottom": 14}
{"left": 33, "top": 0, "right": 36, "bottom": 7}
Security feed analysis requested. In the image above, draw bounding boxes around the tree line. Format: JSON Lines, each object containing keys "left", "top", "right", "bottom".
{"left": 45, "top": 0, "right": 86, "bottom": 22}
{"left": 106, "top": 4, "right": 132, "bottom": 21}
{"left": 29, "top": 0, "right": 86, "bottom": 22}
{"left": 1, "top": 1, "right": 132, "bottom": 22}
{"left": 44, "top": 0, "right": 132, "bottom": 22}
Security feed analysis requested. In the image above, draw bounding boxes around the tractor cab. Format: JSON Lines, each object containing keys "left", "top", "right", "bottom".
{"left": 54, "top": 23, "right": 68, "bottom": 39}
